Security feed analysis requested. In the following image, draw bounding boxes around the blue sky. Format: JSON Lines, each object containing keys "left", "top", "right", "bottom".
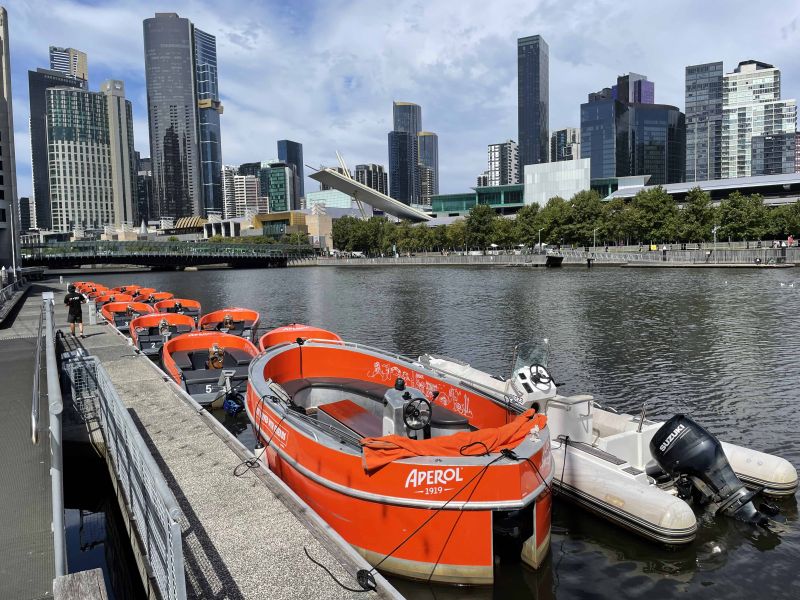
{"left": 6, "top": 0, "right": 800, "bottom": 198}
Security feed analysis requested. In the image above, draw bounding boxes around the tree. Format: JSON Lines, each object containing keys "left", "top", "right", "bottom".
{"left": 717, "top": 192, "right": 767, "bottom": 241}
{"left": 446, "top": 220, "right": 466, "bottom": 250}
{"left": 281, "top": 232, "right": 310, "bottom": 245}
{"left": 514, "top": 204, "right": 540, "bottom": 247}
{"left": 629, "top": 186, "right": 679, "bottom": 243}
{"left": 535, "top": 196, "right": 571, "bottom": 246}
{"left": 679, "top": 187, "right": 715, "bottom": 243}
{"left": 566, "top": 190, "right": 603, "bottom": 246}
{"left": 465, "top": 204, "right": 496, "bottom": 251}
{"left": 332, "top": 216, "right": 358, "bottom": 250}
{"left": 492, "top": 217, "right": 517, "bottom": 249}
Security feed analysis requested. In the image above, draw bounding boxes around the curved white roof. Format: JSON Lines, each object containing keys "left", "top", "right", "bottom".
{"left": 308, "top": 168, "right": 431, "bottom": 222}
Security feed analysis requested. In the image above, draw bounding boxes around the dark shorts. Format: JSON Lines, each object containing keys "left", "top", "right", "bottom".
{"left": 67, "top": 313, "right": 82, "bottom": 324}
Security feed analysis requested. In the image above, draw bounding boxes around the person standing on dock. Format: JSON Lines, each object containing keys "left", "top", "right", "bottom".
{"left": 64, "top": 284, "right": 86, "bottom": 338}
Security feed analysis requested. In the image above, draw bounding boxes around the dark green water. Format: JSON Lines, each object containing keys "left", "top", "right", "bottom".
{"left": 87, "top": 266, "right": 800, "bottom": 599}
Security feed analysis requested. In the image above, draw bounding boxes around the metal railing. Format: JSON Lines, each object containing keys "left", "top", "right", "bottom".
{"left": 64, "top": 356, "right": 187, "bottom": 600}
{"left": 42, "top": 293, "right": 67, "bottom": 577}
{"left": 31, "top": 302, "right": 44, "bottom": 444}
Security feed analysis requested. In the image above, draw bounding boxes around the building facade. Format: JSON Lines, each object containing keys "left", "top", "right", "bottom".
{"left": 550, "top": 128, "right": 580, "bottom": 162}
{"left": 0, "top": 7, "right": 18, "bottom": 267}
{"left": 18, "top": 197, "right": 32, "bottom": 232}
{"left": 388, "top": 101, "right": 421, "bottom": 204}
{"left": 221, "top": 165, "right": 238, "bottom": 218}
{"left": 524, "top": 159, "right": 591, "bottom": 207}
{"left": 49, "top": 46, "right": 88, "bottom": 80}
{"left": 751, "top": 133, "right": 796, "bottom": 176}
{"left": 136, "top": 154, "right": 154, "bottom": 224}
{"left": 485, "top": 140, "right": 519, "bottom": 186}
{"left": 233, "top": 175, "right": 261, "bottom": 215}
{"left": 305, "top": 189, "right": 353, "bottom": 209}
{"left": 417, "top": 131, "right": 439, "bottom": 204}
{"left": 518, "top": 35, "right": 549, "bottom": 168}
{"left": 28, "top": 68, "right": 86, "bottom": 230}
{"left": 266, "top": 162, "right": 294, "bottom": 213}
{"left": 721, "top": 60, "right": 797, "bottom": 179}
{"left": 612, "top": 73, "right": 654, "bottom": 104}
{"left": 354, "top": 164, "right": 388, "bottom": 195}
{"left": 685, "top": 61, "right": 723, "bottom": 182}
{"left": 46, "top": 81, "right": 136, "bottom": 232}
{"left": 277, "top": 139, "right": 304, "bottom": 206}
{"left": 144, "top": 13, "right": 223, "bottom": 219}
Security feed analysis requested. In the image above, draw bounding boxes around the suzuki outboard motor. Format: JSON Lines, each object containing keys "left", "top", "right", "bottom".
{"left": 650, "top": 414, "right": 768, "bottom": 525}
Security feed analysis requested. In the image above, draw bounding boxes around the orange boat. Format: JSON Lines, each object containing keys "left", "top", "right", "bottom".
{"left": 258, "top": 323, "right": 342, "bottom": 351}
{"left": 138, "top": 291, "right": 174, "bottom": 305}
{"left": 101, "top": 302, "right": 155, "bottom": 333}
{"left": 94, "top": 292, "right": 134, "bottom": 307}
{"left": 130, "top": 313, "right": 195, "bottom": 358}
{"left": 74, "top": 281, "right": 96, "bottom": 293}
{"left": 85, "top": 285, "right": 110, "bottom": 299}
{"left": 131, "top": 288, "right": 157, "bottom": 301}
{"left": 199, "top": 308, "right": 259, "bottom": 342}
{"left": 111, "top": 284, "right": 145, "bottom": 295}
{"left": 154, "top": 298, "right": 202, "bottom": 324}
{"left": 163, "top": 331, "right": 258, "bottom": 407}
{"left": 246, "top": 330, "right": 553, "bottom": 585}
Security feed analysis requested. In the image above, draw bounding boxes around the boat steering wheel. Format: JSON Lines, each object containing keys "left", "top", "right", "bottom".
{"left": 403, "top": 398, "right": 432, "bottom": 431}
{"left": 529, "top": 364, "right": 553, "bottom": 389}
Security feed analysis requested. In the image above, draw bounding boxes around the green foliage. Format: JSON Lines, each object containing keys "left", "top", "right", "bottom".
{"left": 680, "top": 187, "right": 715, "bottom": 242}
{"left": 629, "top": 187, "right": 680, "bottom": 243}
{"left": 718, "top": 192, "right": 767, "bottom": 241}
{"left": 465, "top": 204, "right": 497, "bottom": 250}
{"left": 513, "top": 204, "right": 540, "bottom": 247}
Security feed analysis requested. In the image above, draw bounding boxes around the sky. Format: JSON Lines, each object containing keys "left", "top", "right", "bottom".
{"left": 5, "top": 0, "right": 800, "bottom": 198}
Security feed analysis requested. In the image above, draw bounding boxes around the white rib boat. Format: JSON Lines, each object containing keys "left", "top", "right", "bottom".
{"left": 418, "top": 341, "right": 798, "bottom": 545}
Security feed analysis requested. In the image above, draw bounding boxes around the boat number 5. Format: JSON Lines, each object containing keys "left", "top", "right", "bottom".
{"left": 205, "top": 384, "right": 214, "bottom": 393}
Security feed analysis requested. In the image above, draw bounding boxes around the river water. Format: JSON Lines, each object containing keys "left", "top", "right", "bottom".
{"left": 88, "top": 265, "right": 800, "bottom": 599}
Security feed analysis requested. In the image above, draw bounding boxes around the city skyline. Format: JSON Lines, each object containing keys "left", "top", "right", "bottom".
{"left": 4, "top": 0, "right": 800, "bottom": 201}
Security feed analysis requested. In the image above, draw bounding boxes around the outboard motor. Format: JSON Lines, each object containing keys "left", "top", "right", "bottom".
{"left": 650, "top": 414, "right": 768, "bottom": 525}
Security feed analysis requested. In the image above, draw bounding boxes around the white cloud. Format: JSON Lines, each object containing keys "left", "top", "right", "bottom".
{"left": 6, "top": 0, "right": 800, "bottom": 199}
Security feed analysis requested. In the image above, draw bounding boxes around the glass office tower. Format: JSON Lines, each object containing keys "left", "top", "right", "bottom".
{"left": 277, "top": 140, "right": 304, "bottom": 209}
{"left": 194, "top": 27, "right": 223, "bottom": 215}
{"left": 685, "top": 62, "right": 723, "bottom": 181}
{"left": 518, "top": 35, "right": 549, "bottom": 168}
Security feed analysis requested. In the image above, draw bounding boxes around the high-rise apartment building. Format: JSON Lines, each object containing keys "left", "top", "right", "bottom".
{"left": 354, "top": 164, "right": 388, "bottom": 195}
{"left": 46, "top": 81, "right": 136, "bottom": 232}
{"left": 135, "top": 154, "right": 154, "bottom": 224}
{"left": 266, "top": 162, "right": 295, "bottom": 213}
{"left": 685, "top": 62, "right": 723, "bottom": 181}
{"left": 277, "top": 140, "right": 304, "bottom": 206}
{"left": 28, "top": 68, "right": 86, "bottom": 230}
{"left": 518, "top": 35, "right": 549, "bottom": 168}
{"left": 581, "top": 73, "right": 685, "bottom": 184}
{"left": 49, "top": 46, "right": 88, "bottom": 80}
{"left": 751, "top": 133, "right": 796, "bottom": 176}
{"left": 796, "top": 132, "right": 800, "bottom": 173}
{"left": 417, "top": 131, "right": 439, "bottom": 204}
{"left": 233, "top": 175, "right": 261, "bottom": 215}
{"left": 144, "top": 12, "right": 223, "bottom": 219}
{"left": 388, "top": 102, "right": 439, "bottom": 205}
{"left": 550, "top": 128, "right": 580, "bottom": 162}
{"left": 221, "top": 165, "right": 237, "bottom": 219}
{"left": 483, "top": 140, "right": 519, "bottom": 186}
{"left": 18, "top": 197, "right": 32, "bottom": 232}
{"left": 0, "top": 7, "right": 18, "bottom": 267}
{"left": 721, "top": 60, "right": 797, "bottom": 178}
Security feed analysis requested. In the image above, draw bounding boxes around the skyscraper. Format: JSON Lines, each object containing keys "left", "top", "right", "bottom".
{"left": 46, "top": 80, "right": 136, "bottom": 231}
{"left": 721, "top": 60, "right": 797, "bottom": 178}
{"left": 277, "top": 140, "right": 304, "bottom": 206}
{"left": 221, "top": 165, "right": 238, "bottom": 219}
{"left": 685, "top": 62, "right": 723, "bottom": 182}
{"left": 612, "top": 73, "right": 654, "bottom": 104}
{"left": 49, "top": 46, "right": 88, "bottom": 80}
{"left": 28, "top": 68, "right": 86, "bottom": 230}
{"left": 354, "top": 164, "right": 388, "bottom": 195}
{"left": 18, "top": 197, "right": 32, "bottom": 232}
{"left": 389, "top": 101, "right": 421, "bottom": 204}
{"left": 0, "top": 7, "right": 18, "bottom": 267}
{"left": 550, "top": 128, "right": 580, "bottom": 162}
{"left": 144, "top": 13, "right": 223, "bottom": 219}
{"left": 417, "top": 131, "right": 439, "bottom": 204}
{"left": 135, "top": 154, "right": 154, "bottom": 224}
{"left": 484, "top": 140, "right": 519, "bottom": 185}
{"left": 233, "top": 174, "right": 262, "bottom": 215}
{"left": 265, "top": 162, "right": 295, "bottom": 213}
{"left": 518, "top": 35, "right": 549, "bottom": 168}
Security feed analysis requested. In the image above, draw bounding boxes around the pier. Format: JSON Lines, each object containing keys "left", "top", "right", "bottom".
{"left": 1, "top": 280, "right": 402, "bottom": 599}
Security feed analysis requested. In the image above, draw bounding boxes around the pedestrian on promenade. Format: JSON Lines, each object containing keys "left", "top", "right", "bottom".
{"left": 64, "top": 284, "right": 86, "bottom": 338}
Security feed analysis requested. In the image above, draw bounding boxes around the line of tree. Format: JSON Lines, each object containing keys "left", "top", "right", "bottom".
{"left": 332, "top": 187, "right": 800, "bottom": 255}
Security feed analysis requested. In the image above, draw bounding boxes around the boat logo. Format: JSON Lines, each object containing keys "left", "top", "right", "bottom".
{"left": 659, "top": 423, "right": 686, "bottom": 453}
{"left": 404, "top": 467, "right": 463, "bottom": 489}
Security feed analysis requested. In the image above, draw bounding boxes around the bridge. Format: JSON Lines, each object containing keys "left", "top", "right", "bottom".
{"left": 21, "top": 241, "right": 315, "bottom": 269}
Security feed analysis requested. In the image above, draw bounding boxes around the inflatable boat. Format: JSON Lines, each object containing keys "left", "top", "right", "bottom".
{"left": 163, "top": 331, "right": 258, "bottom": 407}
{"left": 419, "top": 342, "right": 798, "bottom": 545}
{"left": 154, "top": 298, "right": 202, "bottom": 325}
{"left": 245, "top": 328, "right": 554, "bottom": 585}
{"left": 199, "top": 308, "right": 259, "bottom": 342}
{"left": 130, "top": 313, "right": 195, "bottom": 357}
{"left": 100, "top": 302, "right": 155, "bottom": 334}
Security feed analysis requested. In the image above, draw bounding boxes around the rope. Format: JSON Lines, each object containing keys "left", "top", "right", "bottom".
{"left": 303, "top": 547, "right": 376, "bottom": 593}
{"left": 233, "top": 393, "right": 283, "bottom": 477}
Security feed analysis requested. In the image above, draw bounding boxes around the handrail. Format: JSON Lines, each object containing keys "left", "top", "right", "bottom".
{"left": 43, "top": 293, "right": 68, "bottom": 577}
{"left": 31, "top": 302, "right": 44, "bottom": 444}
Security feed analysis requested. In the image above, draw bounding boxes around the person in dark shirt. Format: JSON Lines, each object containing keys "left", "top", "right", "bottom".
{"left": 64, "top": 284, "right": 86, "bottom": 338}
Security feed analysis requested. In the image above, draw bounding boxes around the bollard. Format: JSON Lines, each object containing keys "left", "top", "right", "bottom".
{"left": 88, "top": 301, "right": 97, "bottom": 325}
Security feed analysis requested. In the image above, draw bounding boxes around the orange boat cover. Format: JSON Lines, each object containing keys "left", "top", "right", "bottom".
{"left": 361, "top": 409, "right": 546, "bottom": 473}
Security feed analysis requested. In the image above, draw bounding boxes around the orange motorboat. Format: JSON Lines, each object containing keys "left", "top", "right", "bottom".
{"left": 74, "top": 281, "right": 96, "bottom": 293}
{"left": 131, "top": 288, "right": 157, "bottom": 302}
{"left": 85, "top": 285, "right": 109, "bottom": 299}
{"left": 101, "top": 302, "right": 155, "bottom": 333}
{"left": 154, "top": 298, "right": 202, "bottom": 324}
{"left": 163, "top": 331, "right": 259, "bottom": 407}
{"left": 111, "top": 284, "right": 145, "bottom": 295}
{"left": 258, "top": 323, "right": 342, "bottom": 351}
{"left": 246, "top": 331, "right": 553, "bottom": 585}
{"left": 94, "top": 292, "right": 134, "bottom": 307}
{"left": 199, "top": 308, "right": 259, "bottom": 342}
{"left": 138, "top": 291, "right": 174, "bottom": 305}
{"left": 130, "top": 313, "right": 195, "bottom": 358}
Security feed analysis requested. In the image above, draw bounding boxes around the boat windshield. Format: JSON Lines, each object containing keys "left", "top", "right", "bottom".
{"left": 512, "top": 339, "right": 550, "bottom": 372}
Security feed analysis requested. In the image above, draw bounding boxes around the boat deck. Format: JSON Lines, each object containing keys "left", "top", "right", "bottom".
{"left": 0, "top": 284, "right": 56, "bottom": 599}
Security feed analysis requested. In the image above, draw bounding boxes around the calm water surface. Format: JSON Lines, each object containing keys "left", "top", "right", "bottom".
{"left": 89, "top": 266, "right": 800, "bottom": 599}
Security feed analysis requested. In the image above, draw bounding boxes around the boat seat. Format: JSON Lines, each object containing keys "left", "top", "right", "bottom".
{"left": 318, "top": 400, "right": 383, "bottom": 439}
{"left": 170, "top": 350, "right": 193, "bottom": 370}
{"left": 281, "top": 377, "right": 390, "bottom": 402}
{"left": 225, "top": 348, "right": 253, "bottom": 366}
{"left": 431, "top": 404, "right": 469, "bottom": 427}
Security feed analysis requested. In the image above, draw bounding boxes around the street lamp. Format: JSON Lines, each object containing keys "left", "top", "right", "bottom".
{"left": 712, "top": 225, "right": 718, "bottom": 265}
{"left": 538, "top": 228, "right": 544, "bottom": 252}
{"left": 593, "top": 228, "right": 598, "bottom": 253}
